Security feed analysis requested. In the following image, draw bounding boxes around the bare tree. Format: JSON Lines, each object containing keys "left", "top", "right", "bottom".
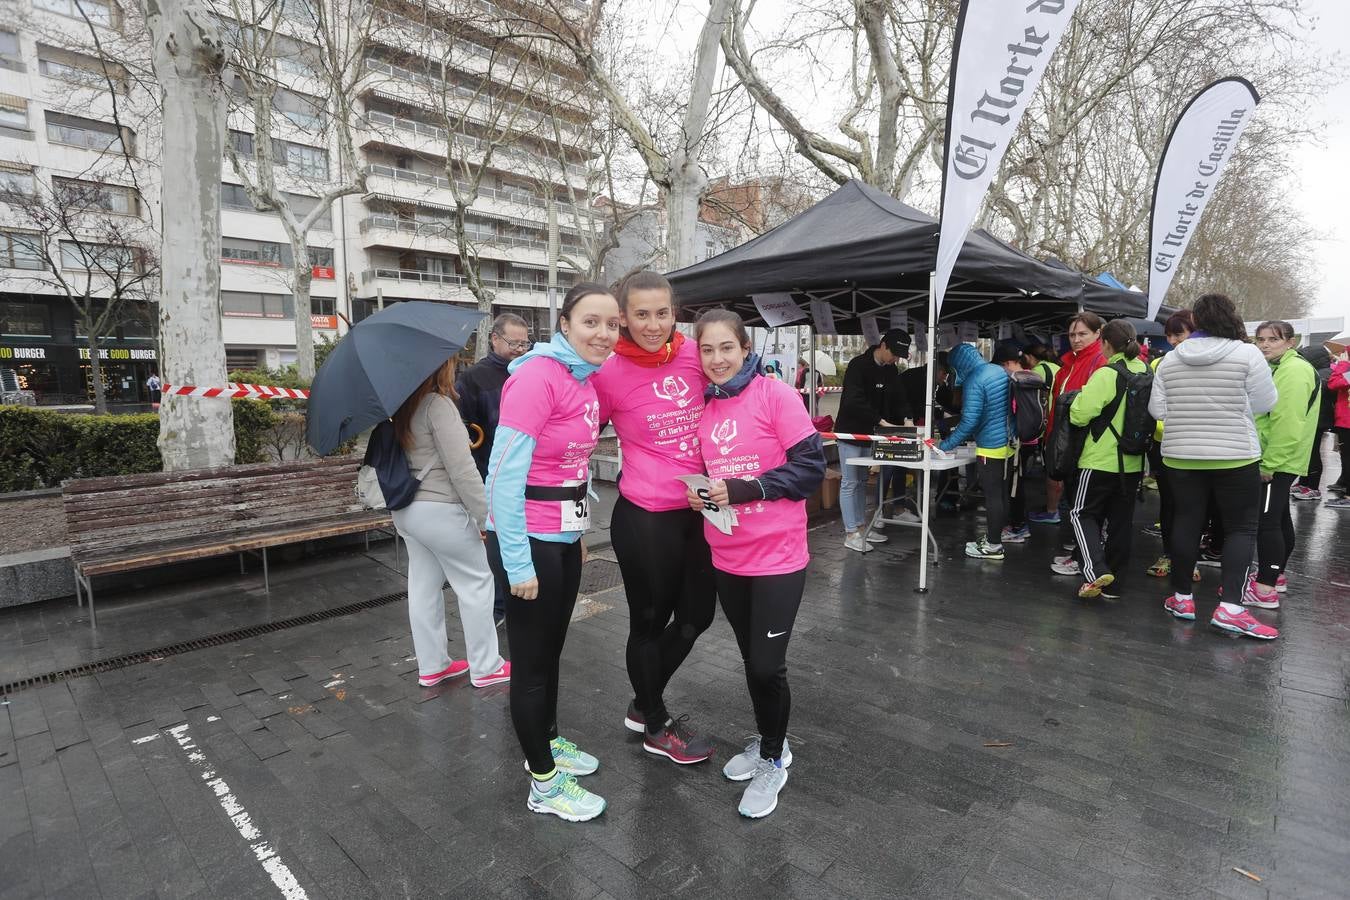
{"left": 1, "top": 178, "right": 158, "bottom": 413}
{"left": 139, "top": 0, "right": 236, "bottom": 469}
{"left": 216, "top": 0, "right": 371, "bottom": 380}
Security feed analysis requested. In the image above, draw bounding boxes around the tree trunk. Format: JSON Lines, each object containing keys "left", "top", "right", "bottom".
{"left": 86, "top": 328, "right": 107, "bottom": 415}
{"left": 665, "top": 148, "right": 706, "bottom": 271}
{"left": 142, "top": 0, "right": 235, "bottom": 470}
{"left": 292, "top": 243, "right": 315, "bottom": 380}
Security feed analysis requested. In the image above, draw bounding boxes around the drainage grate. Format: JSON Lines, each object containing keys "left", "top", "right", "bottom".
{"left": 579, "top": 559, "right": 623, "bottom": 595}
{"left": 0, "top": 591, "right": 408, "bottom": 696}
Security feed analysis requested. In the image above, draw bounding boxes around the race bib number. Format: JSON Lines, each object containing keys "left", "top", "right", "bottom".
{"left": 560, "top": 495, "right": 590, "bottom": 532}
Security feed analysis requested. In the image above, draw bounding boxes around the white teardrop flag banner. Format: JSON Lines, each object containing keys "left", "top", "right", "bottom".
{"left": 934, "top": 0, "right": 1083, "bottom": 316}
{"left": 1146, "top": 77, "right": 1260, "bottom": 320}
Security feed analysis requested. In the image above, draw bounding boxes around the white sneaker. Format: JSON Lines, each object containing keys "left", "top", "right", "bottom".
{"left": 1051, "top": 558, "right": 1081, "bottom": 576}
{"left": 864, "top": 530, "right": 889, "bottom": 544}
{"left": 844, "top": 532, "right": 873, "bottom": 553}
{"left": 894, "top": 510, "right": 921, "bottom": 524}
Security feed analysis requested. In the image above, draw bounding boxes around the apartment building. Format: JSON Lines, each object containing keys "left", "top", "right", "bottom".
{"left": 0, "top": 0, "right": 598, "bottom": 407}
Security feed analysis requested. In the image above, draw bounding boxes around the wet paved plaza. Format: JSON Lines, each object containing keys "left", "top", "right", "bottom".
{"left": 1, "top": 487, "right": 1348, "bottom": 899}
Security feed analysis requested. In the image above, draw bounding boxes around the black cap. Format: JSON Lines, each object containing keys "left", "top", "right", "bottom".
{"left": 881, "top": 329, "right": 912, "bottom": 354}
{"left": 992, "top": 341, "right": 1023, "bottom": 364}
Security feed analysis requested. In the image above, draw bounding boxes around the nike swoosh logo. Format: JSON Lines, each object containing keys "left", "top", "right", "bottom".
{"left": 766, "top": 630, "right": 787, "bottom": 638}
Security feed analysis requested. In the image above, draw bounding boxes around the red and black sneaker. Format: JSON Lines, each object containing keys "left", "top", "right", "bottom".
{"left": 643, "top": 714, "right": 714, "bottom": 765}
{"left": 623, "top": 700, "right": 645, "bottom": 734}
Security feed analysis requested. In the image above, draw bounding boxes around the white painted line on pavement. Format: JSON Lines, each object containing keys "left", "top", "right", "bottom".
{"left": 165, "top": 723, "right": 309, "bottom": 900}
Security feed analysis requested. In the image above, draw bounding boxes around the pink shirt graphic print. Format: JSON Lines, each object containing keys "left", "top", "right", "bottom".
{"left": 697, "top": 375, "right": 816, "bottom": 576}
{"left": 593, "top": 338, "right": 709, "bottom": 512}
{"left": 497, "top": 356, "right": 601, "bottom": 533}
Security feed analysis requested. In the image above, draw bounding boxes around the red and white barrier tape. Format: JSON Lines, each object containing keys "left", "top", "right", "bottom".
{"left": 160, "top": 382, "right": 310, "bottom": 400}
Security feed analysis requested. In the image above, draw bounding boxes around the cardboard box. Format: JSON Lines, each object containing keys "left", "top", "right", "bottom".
{"left": 817, "top": 468, "right": 842, "bottom": 510}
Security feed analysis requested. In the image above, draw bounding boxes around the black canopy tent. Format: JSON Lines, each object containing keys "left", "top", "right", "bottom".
{"left": 667, "top": 179, "right": 1147, "bottom": 333}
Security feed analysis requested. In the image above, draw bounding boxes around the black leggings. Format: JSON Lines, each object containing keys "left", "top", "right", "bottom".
{"left": 1069, "top": 469, "right": 1141, "bottom": 587}
{"left": 1007, "top": 445, "right": 1038, "bottom": 529}
{"left": 977, "top": 455, "right": 1011, "bottom": 542}
{"left": 1148, "top": 444, "right": 1175, "bottom": 558}
{"left": 1299, "top": 428, "right": 1328, "bottom": 490}
{"left": 610, "top": 496, "right": 717, "bottom": 730}
{"left": 716, "top": 567, "right": 806, "bottom": 761}
{"left": 1166, "top": 463, "right": 1260, "bottom": 603}
{"left": 1337, "top": 427, "right": 1350, "bottom": 488}
{"left": 1255, "top": 472, "right": 1297, "bottom": 588}
{"left": 487, "top": 534, "right": 582, "bottom": 776}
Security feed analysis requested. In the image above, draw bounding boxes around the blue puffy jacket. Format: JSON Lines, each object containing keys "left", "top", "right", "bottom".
{"left": 939, "top": 343, "right": 1013, "bottom": 452}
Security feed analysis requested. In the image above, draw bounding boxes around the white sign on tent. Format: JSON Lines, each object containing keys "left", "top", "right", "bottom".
{"left": 861, "top": 314, "right": 882, "bottom": 347}
{"left": 810, "top": 299, "right": 838, "bottom": 335}
{"left": 752, "top": 293, "right": 807, "bottom": 327}
{"left": 934, "top": 0, "right": 1083, "bottom": 315}
{"left": 1147, "top": 77, "right": 1260, "bottom": 319}
{"left": 889, "top": 309, "right": 910, "bottom": 332}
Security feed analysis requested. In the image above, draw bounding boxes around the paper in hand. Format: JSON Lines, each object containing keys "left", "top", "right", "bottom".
{"left": 677, "top": 474, "right": 739, "bottom": 535}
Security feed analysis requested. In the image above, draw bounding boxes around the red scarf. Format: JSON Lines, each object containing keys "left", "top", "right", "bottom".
{"left": 1046, "top": 338, "right": 1106, "bottom": 432}
{"left": 613, "top": 330, "right": 685, "bottom": 368}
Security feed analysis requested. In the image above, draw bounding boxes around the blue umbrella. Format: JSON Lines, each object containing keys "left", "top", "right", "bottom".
{"left": 305, "top": 301, "right": 483, "bottom": 455}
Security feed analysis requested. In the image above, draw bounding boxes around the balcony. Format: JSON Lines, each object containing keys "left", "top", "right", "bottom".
{"left": 363, "top": 163, "right": 594, "bottom": 222}
{"left": 357, "top": 214, "right": 583, "bottom": 262}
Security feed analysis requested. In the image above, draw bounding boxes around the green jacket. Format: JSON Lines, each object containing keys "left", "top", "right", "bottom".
{"left": 1033, "top": 360, "right": 1061, "bottom": 387}
{"left": 1069, "top": 352, "right": 1148, "bottom": 473}
{"left": 1256, "top": 348, "right": 1318, "bottom": 476}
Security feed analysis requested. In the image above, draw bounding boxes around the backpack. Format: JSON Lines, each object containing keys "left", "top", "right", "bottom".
{"left": 1009, "top": 371, "right": 1048, "bottom": 444}
{"left": 1098, "top": 361, "right": 1155, "bottom": 457}
{"left": 1044, "top": 389, "right": 1085, "bottom": 481}
{"left": 356, "top": 420, "right": 434, "bottom": 511}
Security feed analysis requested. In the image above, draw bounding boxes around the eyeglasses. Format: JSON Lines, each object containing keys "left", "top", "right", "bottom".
{"left": 497, "top": 338, "right": 532, "bottom": 351}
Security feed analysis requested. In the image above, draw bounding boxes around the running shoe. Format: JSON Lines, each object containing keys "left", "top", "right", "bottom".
{"left": 894, "top": 510, "right": 921, "bottom": 524}
{"left": 1027, "top": 510, "right": 1060, "bottom": 525}
{"left": 1078, "top": 573, "right": 1115, "bottom": 599}
{"left": 548, "top": 736, "right": 599, "bottom": 776}
{"left": 1197, "top": 548, "right": 1223, "bottom": 567}
{"left": 1051, "top": 558, "right": 1081, "bottom": 576}
{"left": 864, "top": 529, "right": 889, "bottom": 544}
{"left": 470, "top": 660, "right": 511, "bottom": 688}
{"left": 623, "top": 700, "right": 645, "bottom": 734}
{"left": 1164, "top": 594, "right": 1196, "bottom": 620}
{"left": 1241, "top": 578, "right": 1280, "bottom": 610}
{"left": 1326, "top": 481, "right": 1347, "bottom": 495}
{"left": 1142, "top": 476, "right": 1158, "bottom": 492}
{"left": 1142, "top": 522, "right": 1163, "bottom": 537}
{"left": 723, "top": 737, "right": 793, "bottom": 781}
{"left": 1146, "top": 556, "right": 1171, "bottom": 578}
{"left": 527, "top": 772, "right": 606, "bottom": 822}
{"left": 418, "top": 660, "right": 469, "bottom": 687}
{"left": 965, "top": 539, "right": 1005, "bottom": 560}
{"left": 844, "top": 532, "right": 873, "bottom": 553}
{"left": 1000, "top": 525, "right": 1031, "bottom": 544}
{"left": 1290, "top": 486, "right": 1321, "bottom": 502}
{"left": 1211, "top": 604, "right": 1278, "bottom": 640}
{"left": 1275, "top": 573, "right": 1288, "bottom": 593}
{"left": 737, "top": 757, "right": 789, "bottom": 819}
{"left": 643, "top": 715, "right": 714, "bottom": 765}
{"left": 1325, "top": 497, "right": 1350, "bottom": 509}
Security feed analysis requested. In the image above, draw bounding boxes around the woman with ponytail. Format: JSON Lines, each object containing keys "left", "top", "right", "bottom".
{"left": 590, "top": 270, "right": 717, "bottom": 765}
{"left": 1062, "top": 319, "right": 1149, "bottom": 599}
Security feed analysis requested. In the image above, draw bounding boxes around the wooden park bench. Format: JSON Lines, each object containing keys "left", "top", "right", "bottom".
{"left": 62, "top": 457, "right": 393, "bottom": 627}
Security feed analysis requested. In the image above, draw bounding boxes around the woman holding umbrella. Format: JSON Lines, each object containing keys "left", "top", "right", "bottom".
{"left": 485, "top": 282, "right": 621, "bottom": 823}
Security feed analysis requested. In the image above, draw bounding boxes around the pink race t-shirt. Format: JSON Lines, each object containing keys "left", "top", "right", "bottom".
{"left": 697, "top": 374, "right": 817, "bottom": 576}
{"left": 592, "top": 338, "right": 708, "bottom": 512}
{"left": 496, "top": 356, "right": 601, "bottom": 533}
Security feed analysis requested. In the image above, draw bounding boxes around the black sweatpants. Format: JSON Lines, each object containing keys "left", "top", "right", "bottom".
{"left": 716, "top": 567, "right": 806, "bottom": 761}
{"left": 487, "top": 534, "right": 582, "bottom": 776}
{"left": 1167, "top": 463, "right": 1260, "bottom": 603}
{"left": 1300, "top": 428, "right": 1328, "bottom": 490}
{"left": 1069, "top": 469, "right": 1142, "bottom": 588}
{"left": 1007, "top": 445, "right": 1037, "bottom": 529}
{"left": 1337, "top": 427, "right": 1350, "bottom": 488}
{"left": 1147, "top": 444, "right": 1176, "bottom": 559}
{"left": 610, "top": 496, "right": 717, "bottom": 730}
{"left": 977, "top": 455, "right": 1012, "bottom": 542}
{"left": 1255, "top": 472, "right": 1297, "bottom": 588}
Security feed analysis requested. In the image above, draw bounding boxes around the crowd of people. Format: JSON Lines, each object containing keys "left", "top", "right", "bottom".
{"left": 377, "top": 274, "right": 1347, "bottom": 826}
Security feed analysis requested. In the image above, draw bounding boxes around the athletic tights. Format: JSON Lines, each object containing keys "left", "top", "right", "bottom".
{"left": 1255, "top": 472, "right": 1297, "bottom": 589}
{"left": 486, "top": 533, "right": 581, "bottom": 776}
{"left": 716, "top": 567, "right": 806, "bottom": 761}
{"left": 976, "top": 455, "right": 1011, "bottom": 542}
{"left": 609, "top": 496, "right": 717, "bottom": 730}
{"left": 1166, "top": 463, "right": 1260, "bottom": 604}
{"left": 1069, "top": 468, "right": 1142, "bottom": 587}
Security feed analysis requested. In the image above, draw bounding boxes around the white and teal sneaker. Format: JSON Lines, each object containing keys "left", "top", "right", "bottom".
{"left": 964, "top": 538, "right": 1005, "bottom": 560}
{"left": 723, "top": 736, "right": 792, "bottom": 781}
{"left": 527, "top": 772, "right": 606, "bottom": 822}
{"left": 522, "top": 736, "right": 600, "bottom": 776}
{"left": 737, "top": 757, "right": 788, "bottom": 818}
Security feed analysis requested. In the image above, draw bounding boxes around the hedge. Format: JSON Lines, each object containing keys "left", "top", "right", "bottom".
{"left": 0, "top": 401, "right": 284, "bottom": 490}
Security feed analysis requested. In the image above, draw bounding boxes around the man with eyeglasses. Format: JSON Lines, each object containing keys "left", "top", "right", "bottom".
{"left": 457, "top": 313, "right": 532, "bottom": 625}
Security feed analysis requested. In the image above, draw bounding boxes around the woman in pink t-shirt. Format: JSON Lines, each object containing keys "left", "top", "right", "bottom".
{"left": 591, "top": 270, "right": 716, "bottom": 765}
{"left": 485, "top": 282, "right": 620, "bottom": 823}
{"left": 687, "top": 310, "right": 825, "bottom": 819}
